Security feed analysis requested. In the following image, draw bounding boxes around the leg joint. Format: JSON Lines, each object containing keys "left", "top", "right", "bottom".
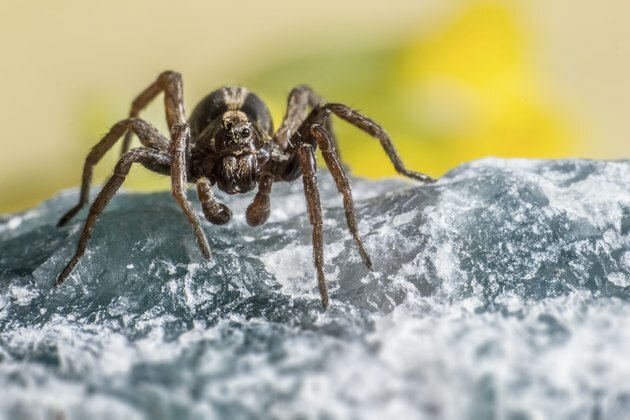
{"left": 158, "top": 70, "right": 182, "bottom": 84}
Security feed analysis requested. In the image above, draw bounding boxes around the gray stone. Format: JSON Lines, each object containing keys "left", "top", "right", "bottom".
{"left": 0, "top": 158, "right": 629, "bottom": 419}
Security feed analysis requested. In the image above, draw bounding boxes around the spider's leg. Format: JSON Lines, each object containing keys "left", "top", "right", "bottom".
{"left": 297, "top": 144, "right": 329, "bottom": 309}
{"left": 57, "top": 118, "right": 170, "bottom": 227}
{"left": 310, "top": 124, "right": 372, "bottom": 270}
{"left": 196, "top": 177, "right": 232, "bottom": 225}
{"left": 120, "top": 70, "right": 186, "bottom": 154}
{"left": 245, "top": 174, "right": 273, "bottom": 226}
{"left": 170, "top": 124, "right": 212, "bottom": 260}
{"left": 56, "top": 148, "right": 171, "bottom": 286}
{"left": 274, "top": 85, "right": 337, "bottom": 153}
{"left": 325, "top": 103, "right": 435, "bottom": 183}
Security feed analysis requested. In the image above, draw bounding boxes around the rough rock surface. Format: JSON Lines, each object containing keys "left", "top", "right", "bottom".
{"left": 1, "top": 158, "right": 629, "bottom": 419}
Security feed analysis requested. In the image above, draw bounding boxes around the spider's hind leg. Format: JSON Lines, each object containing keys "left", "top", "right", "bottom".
{"left": 274, "top": 85, "right": 338, "bottom": 153}
{"left": 120, "top": 71, "right": 186, "bottom": 155}
{"left": 325, "top": 103, "right": 435, "bottom": 183}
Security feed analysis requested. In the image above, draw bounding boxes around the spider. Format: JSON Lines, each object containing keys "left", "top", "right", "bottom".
{"left": 55, "top": 71, "right": 434, "bottom": 309}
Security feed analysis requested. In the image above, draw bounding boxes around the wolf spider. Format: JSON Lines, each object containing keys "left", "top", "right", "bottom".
{"left": 55, "top": 71, "right": 434, "bottom": 309}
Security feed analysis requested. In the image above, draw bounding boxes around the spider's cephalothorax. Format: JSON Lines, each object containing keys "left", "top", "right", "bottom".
{"left": 188, "top": 87, "right": 273, "bottom": 195}
{"left": 56, "top": 71, "right": 435, "bottom": 309}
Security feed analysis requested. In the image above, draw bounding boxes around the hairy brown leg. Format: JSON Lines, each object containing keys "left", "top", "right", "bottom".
{"left": 120, "top": 71, "right": 186, "bottom": 154}
{"left": 274, "top": 85, "right": 337, "bottom": 152}
{"left": 57, "top": 118, "right": 170, "bottom": 227}
{"left": 170, "top": 124, "right": 212, "bottom": 259}
{"left": 56, "top": 148, "right": 171, "bottom": 286}
{"left": 324, "top": 103, "right": 434, "bottom": 183}
{"left": 246, "top": 174, "right": 273, "bottom": 226}
{"left": 310, "top": 125, "right": 372, "bottom": 270}
{"left": 196, "top": 177, "right": 232, "bottom": 225}
{"left": 297, "top": 144, "right": 329, "bottom": 309}
{"left": 277, "top": 99, "right": 435, "bottom": 308}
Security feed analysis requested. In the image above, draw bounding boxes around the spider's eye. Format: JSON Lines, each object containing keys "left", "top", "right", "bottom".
{"left": 241, "top": 128, "right": 251, "bottom": 138}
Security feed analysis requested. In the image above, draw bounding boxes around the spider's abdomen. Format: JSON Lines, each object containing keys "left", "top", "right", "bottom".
{"left": 188, "top": 87, "right": 273, "bottom": 139}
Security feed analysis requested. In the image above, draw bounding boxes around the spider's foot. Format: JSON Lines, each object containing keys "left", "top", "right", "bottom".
{"left": 55, "top": 264, "right": 74, "bottom": 287}
{"left": 321, "top": 296, "right": 330, "bottom": 310}
{"left": 318, "top": 278, "right": 330, "bottom": 310}
{"left": 352, "top": 238, "right": 373, "bottom": 271}
{"left": 197, "top": 242, "right": 213, "bottom": 261}
{"left": 360, "top": 249, "right": 373, "bottom": 271}
{"left": 409, "top": 172, "right": 436, "bottom": 184}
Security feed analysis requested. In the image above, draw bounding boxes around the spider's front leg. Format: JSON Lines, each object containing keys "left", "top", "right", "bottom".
{"left": 56, "top": 148, "right": 171, "bottom": 286}
{"left": 287, "top": 124, "right": 372, "bottom": 309}
{"left": 283, "top": 98, "right": 435, "bottom": 308}
{"left": 296, "top": 144, "right": 330, "bottom": 309}
{"left": 293, "top": 102, "right": 435, "bottom": 275}
{"left": 169, "top": 124, "right": 213, "bottom": 259}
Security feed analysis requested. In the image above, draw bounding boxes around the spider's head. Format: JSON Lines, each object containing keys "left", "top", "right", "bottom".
{"left": 214, "top": 111, "right": 270, "bottom": 194}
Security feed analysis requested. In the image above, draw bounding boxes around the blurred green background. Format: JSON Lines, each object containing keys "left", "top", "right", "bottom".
{"left": 1, "top": 0, "right": 628, "bottom": 213}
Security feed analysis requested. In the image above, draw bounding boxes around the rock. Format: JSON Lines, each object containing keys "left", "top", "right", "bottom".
{"left": 0, "top": 158, "right": 629, "bottom": 419}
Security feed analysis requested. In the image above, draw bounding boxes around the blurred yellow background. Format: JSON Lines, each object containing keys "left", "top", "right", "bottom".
{"left": 1, "top": 0, "right": 628, "bottom": 213}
